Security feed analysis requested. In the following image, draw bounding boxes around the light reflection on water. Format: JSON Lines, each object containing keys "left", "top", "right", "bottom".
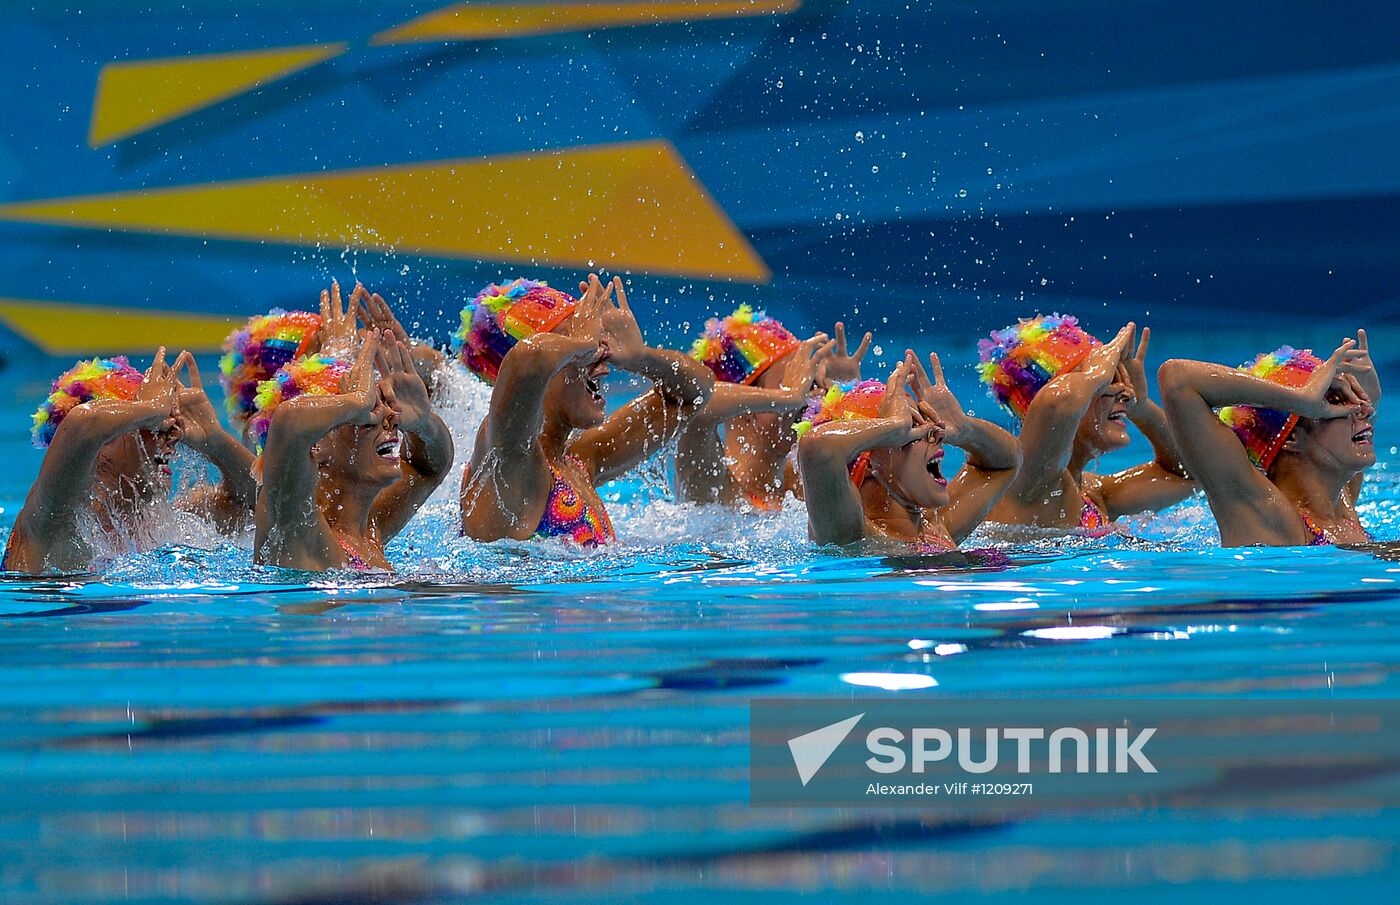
{"left": 1, "top": 366, "right": 1399, "bottom": 902}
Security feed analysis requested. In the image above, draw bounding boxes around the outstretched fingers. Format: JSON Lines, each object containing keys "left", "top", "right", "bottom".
{"left": 1135, "top": 326, "right": 1151, "bottom": 363}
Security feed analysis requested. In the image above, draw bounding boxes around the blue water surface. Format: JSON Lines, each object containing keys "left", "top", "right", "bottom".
{"left": 1, "top": 353, "right": 1398, "bottom": 904}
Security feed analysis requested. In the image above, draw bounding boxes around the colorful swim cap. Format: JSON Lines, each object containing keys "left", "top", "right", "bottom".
{"left": 691, "top": 304, "right": 801, "bottom": 385}
{"left": 794, "top": 378, "right": 890, "bottom": 485}
{"left": 248, "top": 354, "right": 351, "bottom": 456}
{"left": 977, "top": 314, "right": 1101, "bottom": 419}
{"left": 31, "top": 357, "right": 144, "bottom": 449}
{"left": 1218, "top": 346, "right": 1323, "bottom": 472}
{"left": 219, "top": 309, "right": 322, "bottom": 425}
{"left": 452, "top": 278, "right": 577, "bottom": 383}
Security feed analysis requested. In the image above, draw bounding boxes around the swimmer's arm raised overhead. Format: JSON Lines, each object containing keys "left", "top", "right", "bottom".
{"left": 675, "top": 335, "right": 831, "bottom": 503}
{"left": 171, "top": 355, "right": 257, "bottom": 533}
{"left": 1344, "top": 329, "right": 1381, "bottom": 505}
{"left": 1095, "top": 327, "right": 1195, "bottom": 518}
{"left": 1008, "top": 323, "right": 1134, "bottom": 504}
{"left": 370, "top": 336, "right": 454, "bottom": 541}
{"left": 8, "top": 351, "right": 180, "bottom": 572}
{"left": 572, "top": 277, "right": 715, "bottom": 484}
{"left": 1158, "top": 339, "right": 1364, "bottom": 541}
{"left": 908, "top": 351, "right": 1021, "bottom": 543}
{"left": 255, "top": 332, "right": 381, "bottom": 563}
{"left": 798, "top": 363, "right": 927, "bottom": 546}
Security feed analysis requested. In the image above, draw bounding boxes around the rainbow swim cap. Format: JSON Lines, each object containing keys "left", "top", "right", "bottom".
{"left": 977, "top": 314, "right": 1101, "bottom": 419}
{"left": 452, "top": 279, "right": 577, "bottom": 383}
{"left": 219, "top": 309, "right": 322, "bottom": 426}
{"left": 691, "top": 304, "right": 801, "bottom": 385}
{"left": 794, "top": 378, "right": 889, "bottom": 485}
{"left": 1218, "top": 346, "right": 1323, "bottom": 472}
{"left": 248, "top": 354, "right": 351, "bottom": 456}
{"left": 31, "top": 357, "right": 144, "bottom": 449}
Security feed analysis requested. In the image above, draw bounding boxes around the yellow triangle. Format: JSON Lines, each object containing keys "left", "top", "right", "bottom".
{"left": 0, "top": 140, "right": 770, "bottom": 282}
{"left": 373, "top": 0, "right": 798, "bottom": 44}
{"left": 89, "top": 43, "right": 347, "bottom": 147}
{"left": 0, "top": 298, "right": 238, "bottom": 356}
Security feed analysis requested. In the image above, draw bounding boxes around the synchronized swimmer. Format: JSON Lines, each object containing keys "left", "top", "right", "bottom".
{"left": 1, "top": 273, "right": 1382, "bottom": 574}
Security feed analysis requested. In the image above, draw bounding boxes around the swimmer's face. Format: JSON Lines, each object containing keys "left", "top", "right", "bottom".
{"left": 1286, "top": 383, "right": 1376, "bottom": 475}
{"left": 1075, "top": 374, "right": 1133, "bottom": 455}
{"left": 545, "top": 356, "right": 609, "bottom": 430}
{"left": 872, "top": 403, "right": 950, "bottom": 509}
{"left": 96, "top": 428, "right": 176, "bottom": 499}
{"left": 315, "top": 388, "right": 401, "bottom": 489}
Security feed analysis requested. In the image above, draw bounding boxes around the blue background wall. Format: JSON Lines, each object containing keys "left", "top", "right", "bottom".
{"left": 1, "top": 0, "right": 1397, "bottom": 359}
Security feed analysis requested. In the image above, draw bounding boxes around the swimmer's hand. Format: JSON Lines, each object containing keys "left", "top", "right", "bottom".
{"left": 1080, "top": 322, "right": 1136, "bottom": 386}
{"left": 376, "top": 333, "right": 433, "bottom": 432}
{"left": 570, "top": 273, "right": 612, "bottom": 352}
{"left": 353, "top": 284, "right": 445, "bottom": 385}
{"left": 907, "top": 349, "right": 965, "bottom": 442}
{"left": 318, "top": 279, "right": 359, "bottom": 357}
{"left": 1119, "top": 326, "right": 1155, "bottom": 412}
{"left": 598, "top": 276, "right": 647, "bottom": 367}
{"left": 777, "top": 334, "right": 835, "bottom": 405}
{"left": 1292, "top": 339, "right": 1370, "bottom": 419}
{"left": 1340, "top": 328, "right": 1381, "bottom": 407}
{"left": 172, "top": 353, "right": 223, "bottom": 452}
{"left": 338, "top": 329, "right": 383, "bottom": 425}
{"left": 132, "top": 346, "right": 184, "bottom": 435}
{"left": 824, "top": 321, "right": 872, "bottom": 383}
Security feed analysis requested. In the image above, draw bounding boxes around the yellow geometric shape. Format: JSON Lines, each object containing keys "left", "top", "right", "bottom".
{"left": 0, "top": 298, "right": 238, "bottom": 356}
{"left": 0, "top": 140, "right": 770, "bottom": 282}
{"left": 89, "top": 43, "right": 348, "bottom": 147}
{"left": 373, "top": 0, "right": 799, "bottom": 44}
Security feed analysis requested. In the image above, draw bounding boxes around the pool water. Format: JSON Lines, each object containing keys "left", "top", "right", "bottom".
{"left": 2, "top": 352, "right": 1399, "bottom": 903}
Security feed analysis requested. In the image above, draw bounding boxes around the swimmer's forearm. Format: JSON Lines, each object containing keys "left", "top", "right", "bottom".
{"left": 491, "top": 333, "right": 598, "bottom": 450}
{"left": 697, "top": 383, "right": 806, "bottom": 424}
{"left": 949, "top": 417, "right": 1020, "bottom": 472}
{"left": 1158, "top": 359, "right": 1315, "bottom": 413}
{"left": 1127, "top": 399, "right": 1187, "bottom": 475}
{"left": 198, "top": 427, "right": 258, "bottom": 510}
{"left": 614, "top": 346, "right": 713, "bottom": 407}
{"left": 403, "top": 412, "right": 454, "bottom": 480}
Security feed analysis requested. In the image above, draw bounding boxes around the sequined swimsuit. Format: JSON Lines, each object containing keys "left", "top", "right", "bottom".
{"left": 335, "top": 535, "right": 376, "bottom": 571}
{"left": 535, "top": 455, "right": 615, "bottom": 547}
{"left": 1079, "top": 494, "right": 1114, "bottom": 538}
{"left": 1298, "top": 510, "right": 1372, "bottom": 547}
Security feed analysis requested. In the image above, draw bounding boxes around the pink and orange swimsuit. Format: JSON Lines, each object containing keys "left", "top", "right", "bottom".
{"left": 534, "top": 456, "right": 615, "bottom": 547}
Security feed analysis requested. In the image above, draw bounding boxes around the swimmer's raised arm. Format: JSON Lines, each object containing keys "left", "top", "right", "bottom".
{"left": 1344, "top": 329, "right": 1381, "bottom": 504}
{"left": 571, "top": 277, "right": 715, "bottom": 483}
{"left": 369, "top": 335, "right": 454, "bottom": 541}
{"left": 908, "top": 351, "right": 1021, "bottom": 542}
{"left": 481, "top": 276, "right": 607, "bottom": 462}
{"left": 798, "top": 362, "right": 929, "bottom": 545}
{"left": 171, "top": 355, "right": 258, "bottom": 533}
{"left": 675, "top": 335, "right": 831, "bottom": 503}
{"left": 8, "top": 351, "right": 180, "bottom": 573}
{"left": 1158, "top": 339, "right": 1364, "bottom": 539}
{"left": 256, "top": 332, "right": 381, "bottom": 554}
{"left": 1092, "top": 328, "right": 1195, "bottom": 518}
{"left": 1009, "top": 323, "right": 1134, "bottom": 504}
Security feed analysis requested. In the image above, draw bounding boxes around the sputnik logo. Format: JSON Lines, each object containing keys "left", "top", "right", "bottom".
{"left": 787, "top": 713, "right": 864, "bottom": 786}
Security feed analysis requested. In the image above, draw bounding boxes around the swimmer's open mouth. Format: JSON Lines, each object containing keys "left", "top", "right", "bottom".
{"left": 1108, "top": 411, "right": 1129, "bottom": 424}
{"left": 153, "top": 454, "right": 172, "bottom": 476}
{"left": 376, "top": 434, "right": 402, "bottom": 459}
{"left": 926, "top": 451, "right": 947, "bottom": 486}
{"left": 1354, "top": 426, "right": 1374, "bottom": 444}
{"left": 585, "top": 374, "right": 604, "bottom": 406}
